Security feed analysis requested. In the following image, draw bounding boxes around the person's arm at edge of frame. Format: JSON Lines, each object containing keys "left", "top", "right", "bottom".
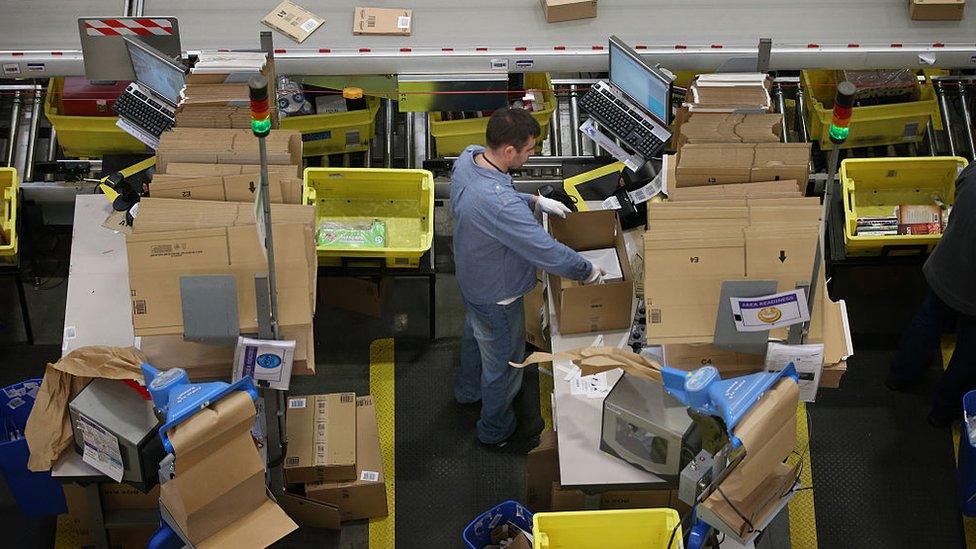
{"left": 492, "top": 195, "right": 593, "bottom": 281}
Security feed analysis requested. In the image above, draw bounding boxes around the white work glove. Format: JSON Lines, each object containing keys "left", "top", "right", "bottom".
{"left": 534, "top": 194, "right": 572, "bottom": 218}
{"left": 583, "top": 262, "right": 607, "bottom": 285}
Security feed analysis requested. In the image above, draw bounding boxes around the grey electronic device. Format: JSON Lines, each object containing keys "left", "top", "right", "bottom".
{"left": 600, "top": 373, "right": 701, "bottom": 478}
{"left": 78, "top": 17, "right": 182, "bottom": 81}
{"left": 678, "top": 450, "right": 715, "bottom": 506}
{"left": 68, "top": 378, "right": 164, "bottom": 491}
{"left": 113, "top": 36, "right": 187, "bottom": 148}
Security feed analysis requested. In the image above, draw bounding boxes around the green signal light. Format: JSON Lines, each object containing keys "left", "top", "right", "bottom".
{"left": 828, "top": 124, "right": 849, "bottom": 142}
{"left": 251, "top": 117, "right": 272, "bottom": 135}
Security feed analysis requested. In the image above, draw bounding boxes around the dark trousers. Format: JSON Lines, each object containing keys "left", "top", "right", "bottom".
{"left": 891, "top": 289, "right": 976, "bottom": 417}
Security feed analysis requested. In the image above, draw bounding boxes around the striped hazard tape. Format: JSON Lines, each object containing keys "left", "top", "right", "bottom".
{"left": 84, "top": 18, "right": 174, "bottom": 37}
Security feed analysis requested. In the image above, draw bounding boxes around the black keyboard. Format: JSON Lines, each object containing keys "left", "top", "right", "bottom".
{"left": 579, "top": 87, "right": 665, "bottom": 159}
{"left": 113, "top": 89, "right": 174, "bottom": 137}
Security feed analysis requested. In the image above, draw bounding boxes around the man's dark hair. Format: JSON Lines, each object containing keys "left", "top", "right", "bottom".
{"left": 486, "top": 108, "right": 541, "bottom": 150}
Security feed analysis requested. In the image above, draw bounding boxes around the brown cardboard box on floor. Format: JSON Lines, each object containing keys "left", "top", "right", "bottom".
{"left": 548, "top": 210, "right": 634, "bottom": 334}
{"left": 319, "top": 277, "right": 390, "bottom": 319}
{"left": 675, "top": 143, "right": 811, "bottom": 188}
{"left": 910, "top": 0, "right": 965, "bottom": 20}
{"left": 63, "top": 484, "right": 161, "bottom": 548}
{"left": 353, "top": 7, "right": 412, "bottom": 35}
{"left": 284, "top": 393, "right": 357, "bottom": 483}
{"left": 126, "top": 223, "right": 314, "bottom": 337}
{"left": 160, "top": 391, "right": 297, "bottom": 546}
{"left": 305, "top": 396, "right": 388, "bottom": 521}
{"left": 526, "top": 430, "right": 559, "bottom": 511}
{"left": 278, "top": 491, "right": 341, "bottom": 530}
{"left": 541, "top": 0, "right": 598, "bottom": 22}
{"left": 155, "top": 128, "right": 302, "bottom": 176}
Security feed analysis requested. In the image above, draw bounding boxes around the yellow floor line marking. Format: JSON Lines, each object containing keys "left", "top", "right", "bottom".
{"left": 789, "top": 402, "right": 818, "bottom": 549}
{"left": 369, "top": 338, "right": 396, "bottom": 549}
{"left": 539, "top": 361, "right": 554, "bottom": 431}
{"left": 942, "top": 336, "right": 976, "bottom": 548}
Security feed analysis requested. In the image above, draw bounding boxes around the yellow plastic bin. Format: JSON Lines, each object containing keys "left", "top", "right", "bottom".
{"left": 841, "top": 156, "right": 967, "bottom": 257}
{"left": 802, "top": 70, "right": 942, "bottom": 150}
{"left": 280, "top": 96, "right": 380, "bottom": 157}
{"left": 304, "top": 167, "right": 434, "bottom": 268}
{"left": 0, "top": 168, "right": 19, "bottom": 264}
{"left": 44, "top": 78, "right": 145, "bottom": 158}
{"left": 532, "top": 508, "right": 682, "bottom": 549}
{"left": 430, "top": 73, "right": 556, "bottom": 157}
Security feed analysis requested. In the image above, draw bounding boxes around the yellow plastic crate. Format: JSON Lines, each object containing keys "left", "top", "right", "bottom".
{"left": 280, "top": 96, "right": 380, "bottom": 157}
{"left": 304, "top": 167, "right": 434, "bottom": 268}
{"left": 44, "top": 78, "right": 145, "bottom": 158}
{"left": 841, "top": 156, "right": 967, "bottom": 257}
{"left": 429, "top": 73, "right": 556, "bottom": 157}
{"left": 533, "top": 509, "right": 682, "bottom": 549}
{"left": 802, "top": 70, "right": 943, "bottom": 150}
{"left": 0, "top": 168, "right": 19, "bottom": 264}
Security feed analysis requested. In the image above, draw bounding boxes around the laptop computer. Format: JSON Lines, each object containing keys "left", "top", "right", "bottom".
{"left": 113, "top": 36, "right": 187, "bottom": 149}
{"left": 579, "top": 36, "right": 674, "bottom": 161}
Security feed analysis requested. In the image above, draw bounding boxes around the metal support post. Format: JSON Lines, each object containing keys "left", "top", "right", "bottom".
{"left": 935, "top": 80, "right": 958, "bottom": 157}
{"left": 384, "top": 98, "right": 394, "bottom": 167}
{"left": 957, "top": 82, "right": 976, "bottom": 161}
{"left": 550, "top": 100, "right": 563, "bottom": 156}
{"left": 568, "top": 84, "right": 581, "bottom": 156}
{"left": 774, "top": 83, "right": 789, "bottom": 143}
{"left": 406, "top": 111, "right": 416, "bottom": 168}
{"left": 796, "top": 81, "right": 810, "bottom": 143}
{"left": 24, "top": 89, "right": 41, "bottom": 182}
{"left": 926, "top": 119, "right": 939, "bottom": 156}
{"left": 5, "top": 91, "right": 21, "bottom": 167}
{"left": 757, "top": 38, "right": 772, "bottom": 73}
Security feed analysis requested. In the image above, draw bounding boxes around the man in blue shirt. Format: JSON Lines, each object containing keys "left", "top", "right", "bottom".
{"left": 451, "top": 108, "right": 603, "bottom": 450}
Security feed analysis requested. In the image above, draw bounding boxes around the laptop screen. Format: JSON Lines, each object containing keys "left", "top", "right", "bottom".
{"left": 609, "top": 38, "right": 671, "bottom": 123}
{"left": 125, "top": 38, "right": 185, "bottom": 105}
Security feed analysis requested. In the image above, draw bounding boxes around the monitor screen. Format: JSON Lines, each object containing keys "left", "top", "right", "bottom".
{"left": 125, "top": 39, "right": 185, "bottom": 105}
{"left": 610, "top": 40, "right": 670, "bottom": 123}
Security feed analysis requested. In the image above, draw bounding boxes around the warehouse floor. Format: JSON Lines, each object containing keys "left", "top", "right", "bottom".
{"left": 0, "top": 206, "right": 970, "bottom": 548}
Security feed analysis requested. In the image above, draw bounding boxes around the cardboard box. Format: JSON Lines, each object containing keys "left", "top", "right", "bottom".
{"left": 667, "top": 180, "right": 802, "bottom": 202}
{"left": 160, "top": 391, "right": 297, "bottom": 546}
{"left": 663, "top": 343, "right": 765, "bottom": 377}
{"left": 353, "top": 7, "right": 412, "bottom": 35}
{"left": 686, "top": 74, "right": 772, "bottom": 113}
{"left": 526, "top": 430, "right": 559, "bottom": 511}
{"left": 262, "top": 0, "right": 325, "bottom": 43}
{"left": 673, "top": 110, "right": 782, "bottom": 148}
{"left": 541, "top": 0, "right": 598, "bottom": 22}
{"left": 140, "top": 323, "right": 315, "bottom": 378}
{"left": 548, "top": 210, "right": 634, "bottom": 334}
{"left": 278, "top": 491, "right": 341, "bottom": 530}
{"left": 524, "top": 278, "right": 549, "bottom": 350}
{"left": 155, "top": 128, "right": 302, "bottom": 176}
{"left": 910, "top": 0, "right": 965, "bottom": 20}
{"left": 319, "top": 277, "right": 390, "bottom": 319}
{"left": 284, "top": 393, "right": 357, "bottom": 483}
{"left": 162, "top": 162, "right": 299, "bottom": 178}
{"left": 150, "top": 173, "right": 301, "bottom": 204}
{"left": 63, "top": 483, "right": 161, "bottom": 548}
{"left": 305, "top": 396, "right": 388, "bottom": 521}
{"left": 550, "top": 483, "right": 673, "bottom": 512}
{"left": 675, "top": 143, "right": 811, "bottom": 188}
{"left": 126, "top": 223, "right": 315, "bottom": 337}
{"left": 132, "top": 197, "right": 314, "bottom": 233}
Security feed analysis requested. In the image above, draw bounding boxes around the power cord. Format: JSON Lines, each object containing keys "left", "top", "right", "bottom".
{"left": 666, "top": 508, "right": 693, "bottom": 549}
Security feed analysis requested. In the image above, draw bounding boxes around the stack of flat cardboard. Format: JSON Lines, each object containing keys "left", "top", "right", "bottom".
{"left": 176, "top": 52, "right": 274, "bottom": 129}
{"left": 282, "top": 394, "right": 389, "bottom": 525}
{"left": 672, "top": 109, "right": 783, "bottom": 149}
{"left": 674, "top": 143, "right": 811, "bottom": 188}
{"left": 685, "top": 73, "right": 773, "bottom": 113}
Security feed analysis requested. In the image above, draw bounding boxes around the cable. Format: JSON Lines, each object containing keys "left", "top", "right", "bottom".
{"left": 716, "top": 484, "right": 755, "bottom": 533}
{"left": 666, "top": 508, "right": 694, "bottom": 549}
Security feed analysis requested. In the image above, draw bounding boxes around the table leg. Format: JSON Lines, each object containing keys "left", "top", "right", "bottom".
{"left": 85, "top": 483, "right": 110, "bottom": 549}
{"left": 15, "top": 271, "right": 32, "bottom": 345}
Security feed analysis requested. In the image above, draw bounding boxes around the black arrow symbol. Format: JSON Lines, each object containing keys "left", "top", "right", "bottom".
{"left": 249, "top": 181, "right": 256, "bottom": 193}
{"left": 779, "top": 250, "right": 787, "bottom": 263}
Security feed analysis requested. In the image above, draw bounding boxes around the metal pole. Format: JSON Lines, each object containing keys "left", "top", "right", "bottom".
{"left": 405, "top": 111, "right": 416, "bottom": 168}
{"left": 935, "top": 80, "right": 957, "bottom": 157}
{"left": 551, "top": 99, "right": 563, "bottom": 156}
{"left": 424, "top": 112, "right": 433, "bottom": 160}
{"left": 46, "top": 127, "right": 57, "bottom": 161}
{"left": 775, "top": 83, "right": 789, "bottom": 143}
{"left": 257, "top": 137, "right": 280, "bottom": 340}
{"left": 796, "top": 81, "right": 810, "bottom": 143}
{"left": 568, "top": 84, "right": 581, "bottom": 156}
{"left": 5, "top": 91, "right": 21, "bottom": 167}
{"left": 925, "top": 119, "right": 939, "bottom": 156}
{"left": 24, "top": 89, "right": 41, "bottom": 182}
{"left": 957, "top": 82, "right": 976, "bottom": 161}
{"left": 384, "top": 98, "right": 394, "bottom": 167}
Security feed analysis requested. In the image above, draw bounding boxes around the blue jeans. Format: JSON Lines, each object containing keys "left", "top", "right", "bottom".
{"left": 891, "top": 289, "right": 976, "bottom": 417}
{"left": 455, "top": 297, "right": 526, "bottom": 444}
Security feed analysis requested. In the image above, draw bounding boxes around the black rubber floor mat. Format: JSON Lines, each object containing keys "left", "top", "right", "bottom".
{"left": 394, "top": 337, "right": 540, "bottom": 549}
{"left": 808, "top": 348, "right": 965, "bottom": 548}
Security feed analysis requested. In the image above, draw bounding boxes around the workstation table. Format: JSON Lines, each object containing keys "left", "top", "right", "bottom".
{"left": 4, "top": 0, "right": 976, "bottom": 75}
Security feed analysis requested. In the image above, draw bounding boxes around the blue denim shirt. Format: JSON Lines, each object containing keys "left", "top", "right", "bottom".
{"left": 451, "top": 145, "right": 592, "bottom": 305}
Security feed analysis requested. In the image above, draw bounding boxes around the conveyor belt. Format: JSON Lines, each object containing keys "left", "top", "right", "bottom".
{"left": 1, "top": 0, "right": 976, "bottom": 76}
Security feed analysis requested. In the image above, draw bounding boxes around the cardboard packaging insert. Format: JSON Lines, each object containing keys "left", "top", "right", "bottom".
{"left": 910, "top": 0, "right": 965, "bottom": 20}
{"left": 675, "top": 143, "right": 811, "bottom": 188}
{"left": 548, "top": 210, "right": 634, "bottom": 335}
{"left": 284, "top": 393, "right": 357, "bottom": 483}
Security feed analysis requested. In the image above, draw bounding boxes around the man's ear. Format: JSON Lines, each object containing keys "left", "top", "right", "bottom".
{"left": 504, "top": 145, "right": 518, "bottom": 158}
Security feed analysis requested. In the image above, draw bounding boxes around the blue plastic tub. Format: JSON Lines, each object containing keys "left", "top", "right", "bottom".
{"left": 0, "top": 379, "right": 67, "bottom": 516}
{"left": 462, "top": 500, "right": 534, "bottom": 549}
{"left": 960, "top": 390, "right": 976, "bottom": 516}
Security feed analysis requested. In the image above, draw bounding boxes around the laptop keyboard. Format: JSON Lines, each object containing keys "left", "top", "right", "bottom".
{"left": 579, "top": 87, "right": 665, "bottom": 159}
{"left": 113, "top": 89, "right": 174, "bottom": 138}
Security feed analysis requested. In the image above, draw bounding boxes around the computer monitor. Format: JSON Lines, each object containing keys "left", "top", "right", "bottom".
{"left": 609, "top": 36, "right": 673, "bottom": 124}
{"left": 123, "top": 36, "right": 186, "bottom": 105}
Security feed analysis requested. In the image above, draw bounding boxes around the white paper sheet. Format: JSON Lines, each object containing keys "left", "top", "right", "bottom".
{"left": 76, "top": 415, "right": 124, "bottom": 482}
{"left": 765, "top": 342, "right": 824, "bottom": 402}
